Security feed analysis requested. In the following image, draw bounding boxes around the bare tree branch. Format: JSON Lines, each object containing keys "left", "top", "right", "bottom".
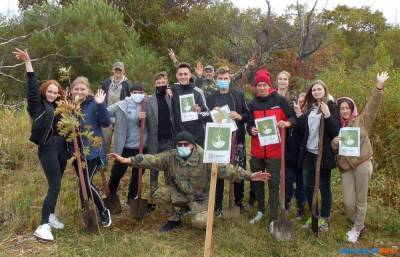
{"left": 0, "top": 22, "right": 60, "bottom": 47}
{"left": 0, "top": 71, "right": 24, "bottom": 83}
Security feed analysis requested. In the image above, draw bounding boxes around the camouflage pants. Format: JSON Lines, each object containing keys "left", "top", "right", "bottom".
{"left": 154, "top": 186, "right": 208, "bottom": 229}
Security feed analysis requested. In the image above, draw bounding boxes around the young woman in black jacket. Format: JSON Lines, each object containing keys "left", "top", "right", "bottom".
{"left": 14, "top": 48, "right": 67, "bottom": 241}
{"left": 295, "top": 80, "right": 339, "bottom": 232}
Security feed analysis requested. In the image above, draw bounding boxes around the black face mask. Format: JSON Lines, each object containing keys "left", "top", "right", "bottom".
{"left": 156, "top": 85, "right": 168, "bottom": 96}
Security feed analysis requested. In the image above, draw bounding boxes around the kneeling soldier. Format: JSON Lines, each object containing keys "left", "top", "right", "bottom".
{"left": 109, "top": 131, "right": 270, "bottom": 232}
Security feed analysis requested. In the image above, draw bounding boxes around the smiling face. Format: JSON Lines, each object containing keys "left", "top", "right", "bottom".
{"left": 45, "top": 84, "right": 59, "bottom": 103}
{"left": 340, "top": 101, "right": 352, "bottom": 120}
{"left": 311, "top": 83, "right": 326, "bottom": 101}
{"left": 277, "top": 73, "right": 289, "bottom": 91}
{"left": 71, "top": 83, "right": 90, "bottom": 101}
{"left": 176, "top": 67, "right": 191, "bottom": 85}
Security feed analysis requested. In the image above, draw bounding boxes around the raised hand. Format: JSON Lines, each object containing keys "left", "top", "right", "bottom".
{"left": 376, "top": 71, "right": 389, "bottom": 89}
{"left": 294, "top": 102, "right": 302, "bottom": 116}
{"left": 250, "top": 171, "right": 271, "bottom": 182}
{"left": 108, "top": 153, "right": 132, "bottom": 165}
{"left": 94, "top": 89, "right": 106, "bottom": 104}
{"left": 13, "top": 48, "right": 33, "bottom": 72}
{"left": 168, "top": 48, "right": 178, "bottom": 63}
{"left": 195, "top": 61, "right": 204, "bottom": 77}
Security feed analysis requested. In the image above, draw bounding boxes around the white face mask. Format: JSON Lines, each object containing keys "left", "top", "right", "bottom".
{"left": 131, "top": 94, "right": 144, "bottom": 103}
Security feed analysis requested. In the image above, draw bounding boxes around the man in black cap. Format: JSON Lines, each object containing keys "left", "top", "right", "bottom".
{"left": 109, "top": 131, "right": 271, "bottom": 232}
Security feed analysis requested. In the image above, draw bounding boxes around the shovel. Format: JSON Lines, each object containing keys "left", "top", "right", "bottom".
{"left": 223, "top": 132, "right": 240, "bottom": 219}
{"left": 72, "top": 131, "right": 98, "bottom": 233}
{"left": 271, "top": 128, "right": 293, "bottom": 241}
{"left": 311, "top": 115, "right": 325, "bottom": 236}
{"left": 129, "top": 98, "right": 148, "bottom": 219}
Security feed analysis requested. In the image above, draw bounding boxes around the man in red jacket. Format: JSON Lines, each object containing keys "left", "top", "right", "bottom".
{"left": 246, "top": 68, "right": 296, "bottom": 228}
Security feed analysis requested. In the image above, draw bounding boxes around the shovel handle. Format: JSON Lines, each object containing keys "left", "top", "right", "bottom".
{"left": 280, "top": 128, "right": 286, "bottom": 210}
{"left": 137, "top": 98, "right": 147, "bottom": 198}
{"left": 229, "top": 132, "right": 237, "bottom": 207}
{"left": 72, "top": 130, "right": 89, "bottom": 202}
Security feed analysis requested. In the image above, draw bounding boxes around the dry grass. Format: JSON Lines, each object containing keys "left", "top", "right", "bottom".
{"left": 0, "top": 109, "right": 399, "bottom": 257}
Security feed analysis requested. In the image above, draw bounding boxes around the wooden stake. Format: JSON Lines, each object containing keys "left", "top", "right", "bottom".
{"left": 203, "top": 162, "right": 218, "bottom": 257}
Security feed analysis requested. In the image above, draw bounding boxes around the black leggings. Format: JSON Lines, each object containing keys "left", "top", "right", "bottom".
{"left": 73, "top": 157, "right": 106, "bottom": 213}
{"left": 38, "top": 136, "right": 68, "bottom": 225}
{"left": 108, "top": 148, "right": 146, "bottom": 201}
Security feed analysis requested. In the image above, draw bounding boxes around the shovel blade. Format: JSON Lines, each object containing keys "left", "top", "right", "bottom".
{"left": 270, "top": 219, "right": 294, "bottom": 241}
{"left": 129, "top": 198, "right": 148, "bottom": 219}
{"left": 83, "top": 201, "right": 99, "bottom": 233}
{"left": 312, "top": 215, "right": 319, "bottom": 236}
{"left": 104, "top": 194, "right": 122, "bottom": 215}
{"left": 223, "top": 207, "right": 241, "bottom": 219}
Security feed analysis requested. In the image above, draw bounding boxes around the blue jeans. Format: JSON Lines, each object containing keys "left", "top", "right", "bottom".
{"left": 285, "top": 163, "right": 306, "bottom": 212}
{"left": 302, "top": 151, "right": 332, "bottom": 219}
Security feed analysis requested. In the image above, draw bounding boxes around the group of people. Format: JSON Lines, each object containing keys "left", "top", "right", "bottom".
{"left": 14, "top": 47, "right": 389, "bottom": 244}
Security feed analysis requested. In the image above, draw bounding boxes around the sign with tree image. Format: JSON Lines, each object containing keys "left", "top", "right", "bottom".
{"left": 203, "top": 123, "right": 232, "bottom": 163}
{"left": 210, "top": 105, "right": 237, "bottom": 131}
{"left": 339, "top": 127, "right": 361, "bottom": 157}
{"left": 179, "top": 93, "right": 198, "bottom": 122}
{"left": 255, "top": 116, "right": 280, "bottom": 146}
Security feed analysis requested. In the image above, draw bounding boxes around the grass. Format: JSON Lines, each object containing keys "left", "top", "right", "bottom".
{"left": 0, "top": 109, "right": 399, "bottom": 257}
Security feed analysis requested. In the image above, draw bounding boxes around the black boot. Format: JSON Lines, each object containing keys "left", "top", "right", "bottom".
{"left": 159, "top": 220, "right": 182, "bottom": 232}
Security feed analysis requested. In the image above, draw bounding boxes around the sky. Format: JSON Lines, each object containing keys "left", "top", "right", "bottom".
{"left": 1, "top": 0, "right": 400, "bottom": 25}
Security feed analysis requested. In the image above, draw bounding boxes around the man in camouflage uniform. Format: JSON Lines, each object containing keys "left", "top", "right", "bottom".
{"left": 109, "top": 131, "right": 269, "bottom": 232}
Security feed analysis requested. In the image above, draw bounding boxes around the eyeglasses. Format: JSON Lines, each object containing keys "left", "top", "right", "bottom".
{"left": 176, "top": 142, "right": 190, "bottom": 147}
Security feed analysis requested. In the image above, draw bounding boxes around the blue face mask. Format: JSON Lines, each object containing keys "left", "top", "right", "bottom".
{"left": 216, "top": 80, "right": 230, "bottom": 89}
{"left": 132, "top": 93, "right": 144, "bottom": 103}
{"left": 177, "top": 146, "right": 192, "bottom": 157}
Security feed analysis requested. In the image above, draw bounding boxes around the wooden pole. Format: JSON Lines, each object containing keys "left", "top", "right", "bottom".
{"left": 203, "top": 162, "right": 218, "bottom": 257}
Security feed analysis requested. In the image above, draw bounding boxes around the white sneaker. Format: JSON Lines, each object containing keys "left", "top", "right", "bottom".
{"left": 346, "top": 227, "right": 361, "bottom": 243}
{"left": 33, "top": 224, "right": 54, "bottom": 241}
{"left": 49, "top": 214, "right": 64, "bottom": 229}
{"left": 269, "top": 221, "right": 274, "bottom": 234}
{"left": 249, "top": 211, "right": 264, "bottom": 224}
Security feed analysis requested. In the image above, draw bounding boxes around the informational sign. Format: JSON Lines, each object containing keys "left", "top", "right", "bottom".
{"left": 339, "top": 127, "right": 361, "bottom": 157}
{"left": 203, "top": 123, "right": 232, "bottom": 164}
{"left": 210, "top": 105, "right": 237, "bottom": 132}
{"left": 255, "top": 116, "right": 280, "bottom": 146}
{"left": 179, "top": 93, "right": 198, "bottom": 122}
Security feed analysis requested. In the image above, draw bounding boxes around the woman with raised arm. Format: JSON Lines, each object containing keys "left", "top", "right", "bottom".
{"left": 14, "top": 48, "right": 67, "bottom": 241}
{"left": 332, "top": 72, "right": 389, "bottom": 243}
{"left": 69, "top": 77, "right": 112, "bottom": 228}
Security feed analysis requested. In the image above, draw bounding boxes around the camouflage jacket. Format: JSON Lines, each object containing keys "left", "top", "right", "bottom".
{"left": 130, "top": 146, "right": 251, "bottom": 202}
{"left": 194, "top": 77, "right": 217, "bottom": 98}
